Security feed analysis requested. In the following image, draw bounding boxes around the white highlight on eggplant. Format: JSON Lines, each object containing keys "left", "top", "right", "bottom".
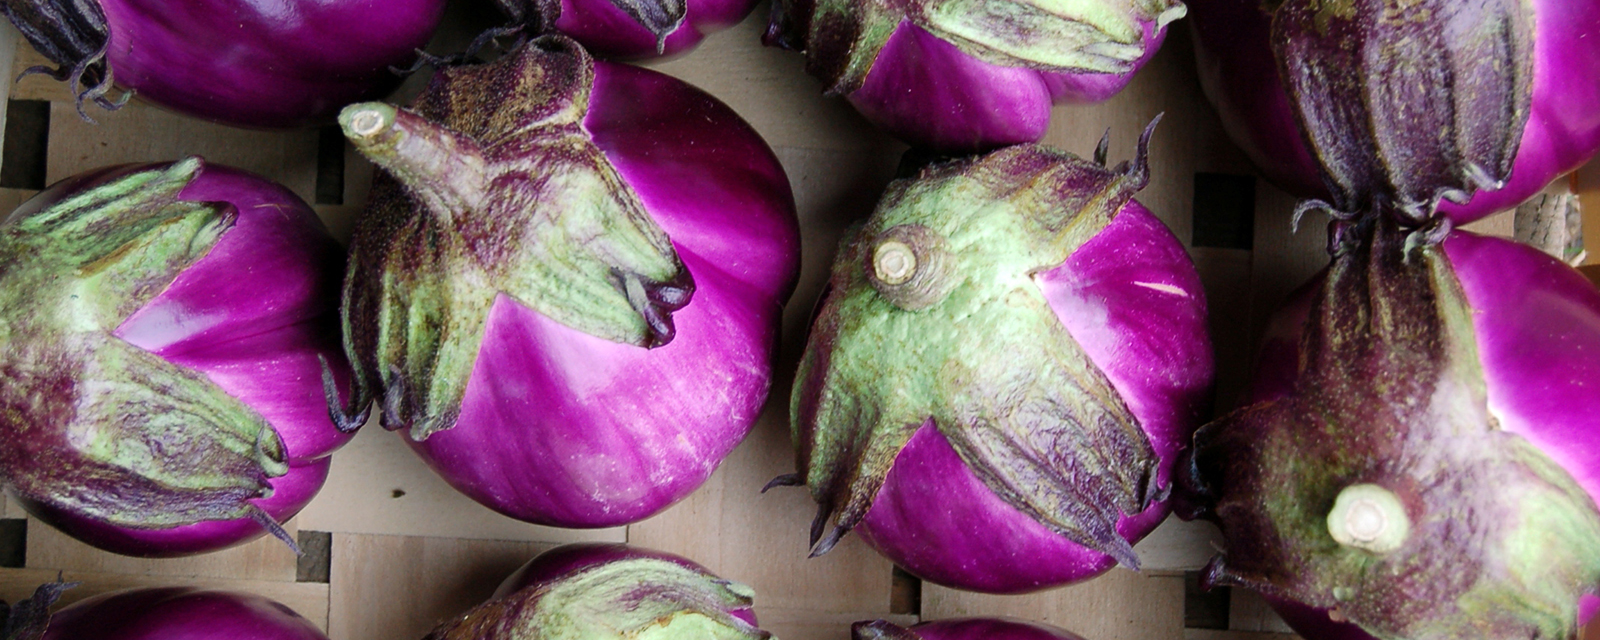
{"left": 1132, "top": 281, "right": 1187, "bottom": 296}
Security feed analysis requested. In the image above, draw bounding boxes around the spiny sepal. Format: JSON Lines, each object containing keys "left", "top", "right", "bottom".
{"left": 765, "top": 0, "right": 1183, "bottom": 95}
{"left": 1186, "top": 217, "right": 1600, "bottom": 640}
{"left": 1270, "top": 0, "right": 1535, "bottom": 223}
{"left": 0, "top": 579, "right": 74, "bottom": 640}
{"left": 424, "top": 557, "right": 770, "bottom": 640}
{"left": 0, "top": 0, "right": 131, "bottom": 121}
{"left": 339, "top": 35, "right": 692, "bottom": 441}
{"left": 791, "top": 127, "right": 1161, "bottom": 564}
{"left": 0, "top": 159, "right": 290, "bottom": 533}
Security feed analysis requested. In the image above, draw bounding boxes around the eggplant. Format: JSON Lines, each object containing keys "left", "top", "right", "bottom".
{"left": 778, "top": 126, "right": 1213, "bottom": 593}
{"left": 333, "top": 35, "right": 802, "bottom": 528}
{"left": 489, "top": 0, "right": 759, "bottom": 58}
{"left": 1, "top": 0, "right": 447, "bottom": 128}
{"left": 0, "top": 158, "right": 351, "bottom": 557}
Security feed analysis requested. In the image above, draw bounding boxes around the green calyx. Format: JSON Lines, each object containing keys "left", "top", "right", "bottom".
{"left": 776, "top": 0, "right": 1183, "bottom": 94}
{"left": 1190, "top": 217, "right": 1600, "bottom": 640}
{"left": 791, "top": 122, "right": 1163, "bottom": 565}
{"left": 0, "top": 158, "right": 290, "bottom": 533}
{"left": 1270, "top": 0, "right": 1535, "bottom": 220}
{"left": 337, "top": 36, "right": 692, "bottom": 440}
{"left": 425, "top": 558, "right": 771, "bottom": 640}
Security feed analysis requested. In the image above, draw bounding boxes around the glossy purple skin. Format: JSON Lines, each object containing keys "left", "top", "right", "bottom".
{"left": 1189, "top": 0, "right": 1600, "bottom": 223}
{"left": 1244, "top": 231, "right": 1600, "bottom": 639}
{"left": 846, "top": 20, "right": 1167, "bottom": 153}
{"left": 854, "top": 201, "right": 1214, "bottom": 594}
{"left": 7, "top": 162, "right": 352, "bottom": 556}
{"left": 404, "top": 61, "right": 802, "bottom": 528}
{"left": 552, "top": 0, "right": 758, "bottom": 59}
{"left": 900, "top": 618, "right": 1088, "bottom": 640}
{"left": 42, "top": 587, "right": 328, "bottom": 640}
{"left": 98, "top": 0, "right": 446, "bottom": 128}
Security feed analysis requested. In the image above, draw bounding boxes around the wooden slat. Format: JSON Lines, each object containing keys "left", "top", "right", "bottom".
{"left": 326, "top": 533, "right": 553, "bottom": 640}
{"left": 1578, "top": 159, "right": 1600, "bottom": 266}
{"left": 922, "top": 570, "right": 1184, "bottom": 640}
{"left": 25, "top": 516, "right": 300, "bottom": 582}
{"left": 1185, "top": 631, "right": 1298, "bottom": 640}
{"left": 0, "top": 567, "right": 330, "bottom": 631}
{"left": 757, "top": 609, "right": 919, "bottom": 640}
{"left": 296, "top": 423, "right": 627, "bottom": 544}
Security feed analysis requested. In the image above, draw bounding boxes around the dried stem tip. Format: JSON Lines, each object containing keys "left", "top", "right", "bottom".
{"left": 1326, "top": 483, "right": 1409, "bottom": 554}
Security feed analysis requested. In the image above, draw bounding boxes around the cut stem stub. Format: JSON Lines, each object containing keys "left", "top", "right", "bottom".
{"left": 1326, "top": 483, "right": 1410, "bottom": 554}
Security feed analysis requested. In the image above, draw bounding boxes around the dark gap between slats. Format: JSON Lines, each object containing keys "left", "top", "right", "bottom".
{"left": 890, "top": 566, "right": 921, "bottom": 616}
{"left": 1183, "top": 569, "right": 1231, "bottom": 630}
{"left": 296, "top": 530, "right": 333, "bottom": 583}
{"left": 0, "top": 520, "right": 26, "bottom": 569}
{"left": 1, "top": 100, "right": 51, "bottom": 190}
{"left": 315, "top": 125, "right": 345, "bottom": 205}
{"left": 1191, "top": 172, "right": 1257, "bottom": 251}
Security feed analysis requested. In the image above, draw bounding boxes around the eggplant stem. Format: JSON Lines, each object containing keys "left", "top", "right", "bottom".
{"left": 1326, "top": 483, "right": 1410, "bottom": 554}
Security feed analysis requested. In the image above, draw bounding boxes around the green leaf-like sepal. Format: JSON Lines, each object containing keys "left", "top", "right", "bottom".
{"left": 424, "top": 557, "right": 772, "bottom": 640}
{"left": 792, "top": 123, "right": 1163, "bottom": 565}
{"left": 338, "top": 36, "right": 693, "bottom": 440}
{"left": 0, "top": 158, "right": 289, "bottom": 532}
{"left": 1270, "top": 0, "right": 1535, "bottom": 221}
{"left": 1189, "top": 217, "right": 1600, "bottom": 640}
{"left": 767, "top": 0, "right": 1183, "bottom": 94}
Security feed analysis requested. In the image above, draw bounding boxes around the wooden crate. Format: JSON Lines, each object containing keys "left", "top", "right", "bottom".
{"left": 0, "top": 4, "right": 1588, "bottom": 639}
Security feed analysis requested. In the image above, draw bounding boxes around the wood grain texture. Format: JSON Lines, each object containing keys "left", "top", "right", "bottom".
{"left": 25, "top": 516, "right": 300, "bottom": 582}
{"left": 1578, "top": 159, "right": 1600, "bottom": 266}
{"left": 0, "top": 567, "right": 330, "bottom": 630}
{"left": 921, "top": 570, "right": 1184, "bottom": 640}
{"left": 326, "top": 533, "right": 554, "bottom": 640}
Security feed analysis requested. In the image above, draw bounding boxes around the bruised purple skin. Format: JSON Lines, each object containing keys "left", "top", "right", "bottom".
{"left": 856, "top": 618, "right": 1090, "bottom": 640}
{"left": 3, "top": 162, "right": 351, "bottom": 557}
{"left": 394, "top": 59, "right": 801, "bottom": 527}
{"left": 490, "top": 543, "right": 758, "bottom": 627}
{"left": 5, "top": 0, "right": 446, "bottom": 128}
{"left": 41, "top": 587, "right": 328, "bottom": 640}
{"left": 549, "top": 0, "right": 759, "bottom": 58}
{"left": 1231, "top": 231, "right": 1600, "bottom": 639}
{"left": 1188, "top": 0, "right": 1600, "bottom": 224}
{"left": 846, "top": 20, "right": 1168, "bottom": 153}
{"left": 852, "top": 201, "right": 1212, "bottom": 593}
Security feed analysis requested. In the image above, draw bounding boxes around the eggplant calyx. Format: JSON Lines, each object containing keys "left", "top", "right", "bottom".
{"left": 0, "top": 159, "right": 291, "bottom": 532}
{"left": 793, "top": 129, "right": 1161, "bottom": 565}
{"left": 424, "top": 558, "right": 771, "bottom": 640}
{"left": 1270, "top": 0, "right": 1535, "bottom": 219}
{"left": 769, "top": 0, "right": 1179, "bottom": 95}
{"left": 341, "top": 36, "right": 692, "bottom": 440}
{"left": 0, "top": 0, "right": 131, "bottom": 122}
{"left": 852, "top": 620, "right": 922, "bottom": 640}
{"left": 0, "top": 579, "right": 75, "bottom": 640}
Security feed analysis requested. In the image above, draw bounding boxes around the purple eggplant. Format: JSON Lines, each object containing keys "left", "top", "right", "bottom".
{"left": 779, "top": 126, "right": 1213, "bottom": 593}
{"left": 0, "top": 159, "right": 352, "bottom": 557}
{"left": 1189, "top": 0, "right": 1600, "bottom": 225}
{"left": 490, "top": 0, "right": 759, "bottom": 59}
{"left": 763, "top": 0, "right": 1186, "bottom": 152}
{"left": 425, "top": 543, "right": 768, "bottom": 640}
{"left": 854, "top": 618, "right": 1089, "bottom": 640}
{"left": 19, "top": 585, "right": 329, "bottom": 639}
{"left": 1, "top": 0, "right": 447, "bottom": 128}
{"left": 332, "top": 35, "right": 801, "bottom": 528}
{"left": 1179, "top": 218, "right": 1600, "bottom": 639}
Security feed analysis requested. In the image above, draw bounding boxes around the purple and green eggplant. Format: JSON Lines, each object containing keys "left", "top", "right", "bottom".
{"left": 854, "top": 618, "right": 1092, "bottom": 640}
{"left": 763, "top": 0, "right": 1186, "bottom": 152}
{"left": 489, "top": 0, "right": 759, "bottom": 58}
{"left": 1177, "top": 216, "right": 1600, "bottom": 640}
{"left": 0, "top": 159, "right": 352, "bottom": 557}
{"left": 424, "top": 543, "right": 770, "bottom": 640}
{"left": 1, "top": 0, "right": 446, "bottom": 127}
{"left": 331, "top": 35, "right": 801, "bottom": 528}
{"left": 774, "top": 124, "right": 1213, "bottom": 593}
{"left": 1188, "top": 0, "right": 1600, "bottom": 224}
{"left": 0, "top": 581, "right": 329, "bottom": 640}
